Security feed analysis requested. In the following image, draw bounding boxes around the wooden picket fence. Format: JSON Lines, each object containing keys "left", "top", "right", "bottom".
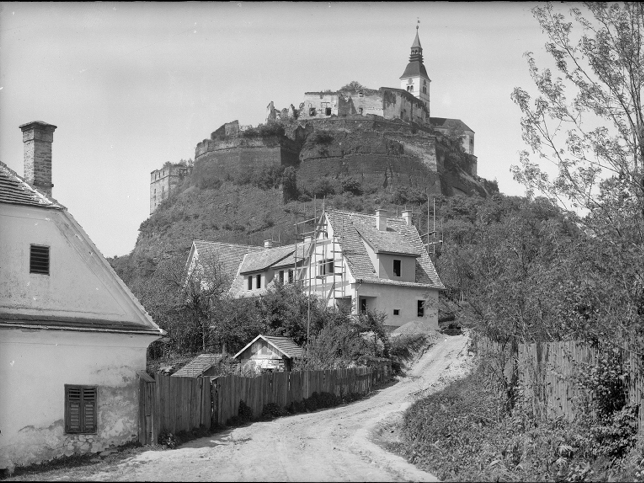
{"left": 474, "top": 335, "right": 644, "bottom": 430}
{"left": 138, "top": 363, "right": 391, "bottom": 445}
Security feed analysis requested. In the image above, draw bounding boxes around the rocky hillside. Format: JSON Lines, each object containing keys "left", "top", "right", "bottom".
{"left": 111, "top": 116, "right": 498, "bottom": 284}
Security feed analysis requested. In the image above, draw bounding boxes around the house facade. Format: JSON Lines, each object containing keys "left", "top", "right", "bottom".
{"left": 0, "top": 122, "right": 164, "bottom": 470}
{"left": 298, "top": 209, "right": 444, "bottom": 332}
{"left": 187, "top": 208, "right": 443, "bottom": 333}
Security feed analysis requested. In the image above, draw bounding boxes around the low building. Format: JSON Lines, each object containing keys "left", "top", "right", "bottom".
{"left": 0, "top": 121, "right": 164, "bottom": 470}
{"left": 234, "top": 335, "right": 304, "bottom": 372}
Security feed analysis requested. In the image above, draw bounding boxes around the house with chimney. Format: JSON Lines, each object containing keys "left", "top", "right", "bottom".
{"left": 187, "top": 209, "right": 443, "bottom": 332}
{"left": 298, "top": 209, "right": 444, "bottom": 332}
{"left": 0, "top": 121, "right": 164, "bottom": 470}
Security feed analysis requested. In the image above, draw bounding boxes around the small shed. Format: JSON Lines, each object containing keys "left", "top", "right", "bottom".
{"left": 171, "top": 354, "right": 226, "bottom": 378}
{"left": 233, "top": 335, "right": 303, "bottom": 372}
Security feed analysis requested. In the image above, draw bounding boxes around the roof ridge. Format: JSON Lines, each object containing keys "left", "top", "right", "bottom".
{"left": 0, "top": 160, "right": 66, "bottom": 209}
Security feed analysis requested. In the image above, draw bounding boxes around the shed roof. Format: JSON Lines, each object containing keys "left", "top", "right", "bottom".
{"left": 172, "top": 354, "right": 225, "bottom": 377}
{"left": 233, "top": 335, "right": 304, "bottom": 360}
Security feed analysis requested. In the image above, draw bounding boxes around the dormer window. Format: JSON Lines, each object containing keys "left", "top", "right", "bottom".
{"left": 393, "top": 259, "right": 401, "bottom": 277}
{"left": 30, "top": 244, "right": 50, "bottom": 275}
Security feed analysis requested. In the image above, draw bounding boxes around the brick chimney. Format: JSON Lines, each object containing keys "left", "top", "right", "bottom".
{"left": 402, "top": 210, "right": 412, "bottom": 226}
{"left": 20, "top": 121, "right": 57, "bottom": 198}
{"left": 375, "top": 209, "right": 388, "bottom": 231}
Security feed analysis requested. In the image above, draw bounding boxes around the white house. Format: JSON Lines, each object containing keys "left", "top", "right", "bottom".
{"left": 0, "top": 121, "right": 164, "bottom": 470}
{"left": 298, "top": 209, "right": 445, "bottom": 332}
{"left": 187, "top": 209, "right": 443, "bottom": 333}
{"left": 185, "top": 239, "right": 310, "bottom": 298}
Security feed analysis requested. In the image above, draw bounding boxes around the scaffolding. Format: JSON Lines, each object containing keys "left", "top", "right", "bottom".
{"left": 293, "top": 200, "right": 347, "bottom": 341}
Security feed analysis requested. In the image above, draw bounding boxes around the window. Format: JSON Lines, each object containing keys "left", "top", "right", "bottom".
{"left": 309, "top": 107, "right": 316, "bottom": 116}
{"left": 423, "top": 86, "right": 427, "bottom": 94}
{"left": 30, "top": 244, "right": 50, "bottom": 275}
{"left": 256, "top": 274, "right": 261, "bottom": 289}
{"left": 65, "top": 385, "right": 97, "bottom": 434}
{"left": 393, "top": 309, "right": 400, "bottom": 316}
{"left": 358, "top": 107, "right": 363, "bottom": 115}
{"left": 288, "top": 269, "right": 294, "bottom": 283}
{"left": 319, "top": 259, "right": 334, "bottom": 276}
{"left": 393, "top": 259, "right": 401, "bottom": 277}
{"left": 279, "top": 270, "right": 284, "bottom": 283}
{"left": 247, "top": 276, "right": 252, "bottom": 290}
{"left": 417, "top": 300, "right": 425, "bottom": 317}
{"left": 360, "top": 298, "right": 367, "bottom": 314}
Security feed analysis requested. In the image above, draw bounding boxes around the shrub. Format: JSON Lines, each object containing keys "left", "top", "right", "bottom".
{"left": 261, "top": 402, "right": 288, "bottom": 420}
{"left": 227, "top": 400, "right": 253, "bottom": 426}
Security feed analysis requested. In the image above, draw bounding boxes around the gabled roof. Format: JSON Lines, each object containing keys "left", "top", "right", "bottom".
{"left": 191, "top": 240, "right": 264, "bottom": 289}
{"left": 233, "top": 334, "right": 304, "bottom": 360}
{"left": 0, "top": 161, "right": 65, "bottom": 209}
{"left": 239, "top": 245, "right": 295, "bottom": 275}
{"left": 355, "top": 223, "right": 422, "bottom": 257}
{"left": 172, "top": 354, "right": 225, "bottom": 377}
{"left": 430, "top": 117, "right": 474, "bottom": 133}
{"left": 0, "top": 162, "right": 163, "bottom": 336}
{"left": 325, "top": 210, "right": 444, "bottom": 290}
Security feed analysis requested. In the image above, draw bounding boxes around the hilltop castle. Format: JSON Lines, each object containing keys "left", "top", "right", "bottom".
{"left": 149, "top": 28, "right": 487, "bottom": 214}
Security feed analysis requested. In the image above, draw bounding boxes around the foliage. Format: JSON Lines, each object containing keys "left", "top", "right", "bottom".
{"left": 398, "top": 364, "right": 644, "bottom": 482}
{"left": 508, "top": 0, "right": 644, "bottom": 368}
{"left": 240, "top": 122, "right": 285, "bottom": 139}
{"left": 309, "top": 177, "right": 336, "bottom": 198}
{"left": 340, "top": 176, "right": 363, "bottom": 196}
{"left": 301, "top": 309, "right": 390, "bottom": 370}
{"left": 226, "top": 400, "right": 253, "bottom": 426}
{"left": 388, "top": 333, "right": 430, "bottom": 375}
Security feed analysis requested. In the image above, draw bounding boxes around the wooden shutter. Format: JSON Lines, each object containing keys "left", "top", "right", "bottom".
{"left": 82, "top": 387, "right": 97, "bottom": 433}
{"left": 66, "top": 386, "right": 82, "bottom": 432}
{"left": 65, "top": 385, "right": 97, "bottom": 433}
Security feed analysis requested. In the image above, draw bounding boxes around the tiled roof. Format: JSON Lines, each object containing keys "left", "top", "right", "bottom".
{"left": 430, "top": 117, "right": 474, "bottom": 133}
{"left": 0, "top": 161, "right": 64, "bottom": 209}
{"left": 233, "top": 334, "right": 304, "bottom": 360}
{"left": 272, "top": 242, "right": 312, "bottom": 269}
{"left": 355, "top": 223, "right": 422, "bottom": 256}
{"left": 326, "top": 210, "right": 444, "bottom": 290}
{"left": 192, "top": 240, "right": 264, "bottom": 290}
{"left": 239, "top": 245, "right": 294, "bottom": 274}
{"left": 264, "top": 336, "right": 304, "bottom": 359}
{"left": 172, "top": 353, "right": 224, "bottom": 377}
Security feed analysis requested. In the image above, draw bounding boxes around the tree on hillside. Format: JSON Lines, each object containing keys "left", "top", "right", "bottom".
{"left": 511, "top": 3, "right": 644, "bottom": 347}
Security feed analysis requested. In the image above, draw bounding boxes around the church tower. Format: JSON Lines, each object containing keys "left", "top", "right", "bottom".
{"left": 399, "top": 25, "right": 431, "bottom": 116}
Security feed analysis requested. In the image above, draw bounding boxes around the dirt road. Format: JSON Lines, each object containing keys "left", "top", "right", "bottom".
{"left": 46, "top": 334, "right": 472, "bottom": 482}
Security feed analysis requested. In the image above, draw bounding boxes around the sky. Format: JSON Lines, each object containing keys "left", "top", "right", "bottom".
{"left": 0, "top": 2, "right": 562, "bottom": 257}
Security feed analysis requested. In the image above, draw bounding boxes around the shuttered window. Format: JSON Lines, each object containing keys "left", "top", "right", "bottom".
{"left": 65, "top": 385, "right": 97, "bottom": 434}
{"left": 30, "top": 244, "right": 50, "bottom": 275}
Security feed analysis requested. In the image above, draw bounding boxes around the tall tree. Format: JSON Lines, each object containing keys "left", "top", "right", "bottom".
{"left": 511, "top": 3, "right": 644, "bottom": 347}
{"left": 511, "top": 2, "right": 644, "bottom": 211}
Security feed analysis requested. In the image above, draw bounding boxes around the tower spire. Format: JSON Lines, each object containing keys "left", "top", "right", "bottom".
{"left": 399, "top": 20, "right": 431, "bottom": 116}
